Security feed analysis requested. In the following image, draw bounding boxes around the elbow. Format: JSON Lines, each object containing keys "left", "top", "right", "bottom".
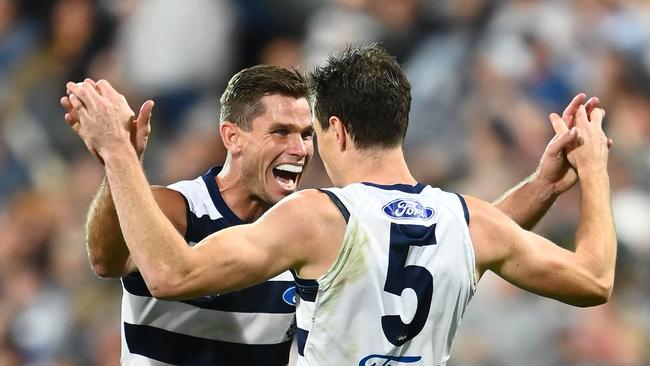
{"left": 88, "top": 255, "right": 127, "bottom": 278}
{"left": 573, "top": 274, "right": 614, "bottom": 308}
{"left": 148, "top": 282, "right": 180, "bottom": 300}
{"left": 91, "top": 263, "right": 121, "bottom": 278}
{"left": 145, "top": 271, "right": 192, "bottom": 301}
{"left": 590, "top": 275, "right": 615, "bottom": 306}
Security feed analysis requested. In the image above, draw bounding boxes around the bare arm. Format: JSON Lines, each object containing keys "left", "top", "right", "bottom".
{"left": 472, "top": 106, "right": 616, "bottom": 307}
{"left": 98, "top": 135, "right": 336, "bottom": 299}
{"left": 493, "top": 162, "right": 561, "bottom": 230}
{"left": 86, "top": 177, "right": 132, "bottom": 277}
{"left": 86, "top": 178, "right": 187, "bottom": 277}
{"left": 494, "top": 94, "right": 609, "bottom": 229}
{"left": 63, "top": 79, "right": 187, "bottom": 278}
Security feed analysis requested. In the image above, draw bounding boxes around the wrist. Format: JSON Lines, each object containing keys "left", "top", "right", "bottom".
{"left": 529, "top": 169, "right": 560, "bottom": 201}
{"left": 577, "top": 165, "right": 609, "bottom": 183}
{"left": 98, "top": 141, "right": 139, "bottom": 165}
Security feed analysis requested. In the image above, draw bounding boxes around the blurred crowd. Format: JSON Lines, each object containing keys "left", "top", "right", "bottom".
{"left": 0, "top": 0, "right": 648, "bottom": 364}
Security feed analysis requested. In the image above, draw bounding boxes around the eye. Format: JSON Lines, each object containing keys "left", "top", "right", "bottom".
{"left": 273, "top": 129, "right": 289, "bottom": 136}
{"left": 301, "top": 131, "right": 315, "bottom": 141}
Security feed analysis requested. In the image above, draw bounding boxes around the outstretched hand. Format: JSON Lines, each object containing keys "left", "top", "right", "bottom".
{"left": 536, "top": 93, "right": 612, "bottom": 195}
{"left": 60, "top": 79, "right": 154, "bottom": 163}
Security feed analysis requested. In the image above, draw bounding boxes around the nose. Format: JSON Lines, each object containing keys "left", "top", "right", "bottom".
{"left": 287, "top": 133, "right": 309, "bottom": 158}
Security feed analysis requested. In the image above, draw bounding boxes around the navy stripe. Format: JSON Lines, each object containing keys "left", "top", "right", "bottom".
{"left": 124, "top": 322, "right": 291, "bottom": 365}
{"left": 319, "top": 189, "right": 350, "bottom": 223}
{"left": 296, "top": 328, "right": 309, "bottom": 356}
{"left": 202, "top": 167, "right": 246, "bottom": 225}
{"left": 186, "top": 214, "right": 240, "bottom": 243}
{"left": 290, "top": 271, "right": 318, "bottom": 302}
{"left": 361, "top": 182, "right": 426, "bottom": 193}
{"left": 122, "top": 273, "right": 296, "bottom": 314}
{"left": 454, "top": 193, "right": 470, "bottom": 225}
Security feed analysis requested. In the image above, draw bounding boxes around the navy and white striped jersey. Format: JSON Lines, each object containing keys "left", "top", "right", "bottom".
{"left": 120, "top": 166, "right": 297, "bottom": 365}
{"left": 293, "top": 183, "right": 476, "bottom": 366}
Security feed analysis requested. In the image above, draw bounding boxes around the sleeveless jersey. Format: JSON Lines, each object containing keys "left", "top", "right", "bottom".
{"left": 293, "top": 182, "right": 476, "bottom": 366}
{"left": 120, "top": 167, "right": 297, "bottom": 365}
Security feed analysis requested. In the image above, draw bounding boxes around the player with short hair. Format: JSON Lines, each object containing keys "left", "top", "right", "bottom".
{"left": 63, "top": 65, "right": 314, "bottom": 365}
{"left": 64, "top": 45, "right": 614, "bottom": 365}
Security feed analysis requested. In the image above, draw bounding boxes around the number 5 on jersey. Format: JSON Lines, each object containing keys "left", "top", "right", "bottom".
{"left": 382, "top": 223, "right": 437, "bottom": 346}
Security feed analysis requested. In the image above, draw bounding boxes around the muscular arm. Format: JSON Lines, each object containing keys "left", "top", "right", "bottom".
{"left": 471, "top": 107, "right": 616, "bottom": 307}
{"left": 101, "top": 141, "right": 340, "bottom": 300}
{"left": 86, "top": 177, "right": 188, "bottom": 278}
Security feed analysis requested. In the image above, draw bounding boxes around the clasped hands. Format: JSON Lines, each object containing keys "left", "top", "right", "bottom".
{"left": 61, "top": 78, "right": 154, "bottom": 163}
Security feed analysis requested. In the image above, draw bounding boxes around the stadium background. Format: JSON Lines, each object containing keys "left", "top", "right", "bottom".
{"left": 0, "top": 0, "right": 649, "bottom": 364}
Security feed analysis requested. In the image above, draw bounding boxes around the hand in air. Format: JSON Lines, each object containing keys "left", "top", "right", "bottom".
{"left": 61, "top": 79, "right": 154, "bottom": 162}
{"left": 550, "top": 103, "right": 610, "bottom": 176}
{"left": 537, "top": 93, "right": 612, "bottom": 194}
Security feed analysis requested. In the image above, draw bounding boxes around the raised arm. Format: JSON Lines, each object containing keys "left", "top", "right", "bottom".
{"left": 63, "top": 79, "right": 186, "bottom": 278}
{"left": 471, "top": 105, "right": 616, "bottom": 307}
{"left": 494, "top": 94, "right": 608, "bottom": 229}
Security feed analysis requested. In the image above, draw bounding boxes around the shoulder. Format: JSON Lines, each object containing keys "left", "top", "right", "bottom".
{"left": 255, "top": 188, "right": 347, "bottom": 253}
{"left": 462, "top": 194, "right": 525, "bottom": 274}
{"left": 264, "top": 189, "right": 345, "bottom": 227}
{"left": 151, "top": 185, "right": 188, "bottom": 233}
{"left": 264, "top": 189, "right": 347, "bottom": 277}
{"left": 151, "top": 185, "right": 187, "bottom": 211}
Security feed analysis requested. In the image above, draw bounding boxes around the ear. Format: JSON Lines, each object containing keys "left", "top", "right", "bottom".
{"left": 219, "top": 121, "right": 243, "bottom": 154}
{"left": 329, "top": 116, "right": 348, "bottom": 152}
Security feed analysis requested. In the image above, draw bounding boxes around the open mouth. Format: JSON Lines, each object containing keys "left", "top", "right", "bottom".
{"left": 272, "top": 164, "right": 302, "bottom": 191}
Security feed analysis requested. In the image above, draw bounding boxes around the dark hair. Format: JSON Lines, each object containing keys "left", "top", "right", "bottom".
{"left": 220, "top": 65, "right": 308, "bottom": 130}
{"left": 309, "top": 43, "right": 411, "bottom": 149}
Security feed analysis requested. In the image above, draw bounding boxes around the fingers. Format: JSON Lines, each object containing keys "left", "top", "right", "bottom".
{"left": 64, "top": 112, "right": 79, "bottom": 129}
{"left": 585, "top": 96, "right": 599, "bottom": 116}
{"left": 546, "top": 127, "right": 577, "bottom": 157}
{"left": 589, "top": 107, "right": 604, "bottom": 129}
{"left": 575, "top": 104, "right": 589, "bottom": 128}
{"left": 95, "top": 79, "right": 120, "bottom": 101}
{"left": 68, "top": 94, "right": 91, "bottom": 126}
{"left": 68, "top": 92, "right": 85, "bottom": 111}
{"left": 66, "top": 81, "right": 98, "bottom": 110}
{"left": 136, "top": 100, "right": 155, "bottom": 129}
{"left": 549, "top": 112, "right": 570, "bottom": 135}
{"left": 60, "top": 96, "right": 73, "bottom": 112}
{"left": 562, "top": 93, "right": 586, "bottom": 126}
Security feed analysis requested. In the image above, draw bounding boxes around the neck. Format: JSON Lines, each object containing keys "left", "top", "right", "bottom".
{"left": 335, "top": 147, "right": 417, "bottom": 187}
{"left": 216, "top": 157, "right": 271, "bottom": 222}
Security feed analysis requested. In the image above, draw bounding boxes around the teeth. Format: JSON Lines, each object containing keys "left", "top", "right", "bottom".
{"left": 275, "top": 164, "right": 303, "bottom": 173}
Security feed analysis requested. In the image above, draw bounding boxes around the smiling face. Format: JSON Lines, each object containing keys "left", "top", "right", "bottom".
{"left": 238, "top": 94, "right": 314, "bottom": 204}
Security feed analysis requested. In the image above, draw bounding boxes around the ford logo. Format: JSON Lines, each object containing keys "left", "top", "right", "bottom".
{"left": 359, "top": 354, "right": 422, "bottom": 366}
{"left": 382, "top": 199, "right": 434, "bottom": 220}
{"left": 283, "top": 286, "right": 297, "bottom": 306}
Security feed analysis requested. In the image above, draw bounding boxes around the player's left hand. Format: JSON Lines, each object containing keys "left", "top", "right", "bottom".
{"left": 536, "top": 93, "right": 613, "bottom": 195}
